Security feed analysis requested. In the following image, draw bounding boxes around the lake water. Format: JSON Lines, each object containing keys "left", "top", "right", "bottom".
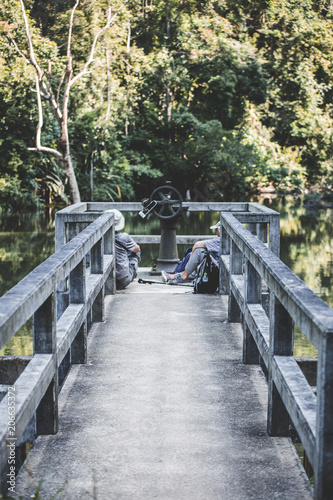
{"left": 0, "top": 196, "right": 332, "bottom": 357}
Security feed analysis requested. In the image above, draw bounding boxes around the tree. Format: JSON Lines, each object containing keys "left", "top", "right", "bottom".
{"left": 10, "top": 0, "right": 128, "bottom": 203}
{"left": 258, "top": 0, "right": 333, "bottom": 188}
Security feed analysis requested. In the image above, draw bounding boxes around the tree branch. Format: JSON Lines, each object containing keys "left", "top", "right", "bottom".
{"left": 70, "top": 0, "right": 128, "bottom": 88}
{"left": 29, "top": 74, "right": 63, "bottom": 161}
{"left": 67, "top": 0, "right": 80, "bottom": 62}
{"left": 19, "top": 0, "right": 43, "bottom": 79}
{"left": 19, "top": 0, "right": 63, "bottom": 123}
{"left": 57, "top": 70, "right": 66, "bottom": 106}
{"left": 9, "top": 36, "right": 29, "bottom": 64}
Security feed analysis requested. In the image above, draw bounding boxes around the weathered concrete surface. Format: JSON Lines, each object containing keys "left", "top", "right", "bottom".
{"left": 15, "top": 270, "right": 313, "bottom": 499}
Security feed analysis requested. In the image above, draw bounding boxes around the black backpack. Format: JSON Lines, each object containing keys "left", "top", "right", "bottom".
{"left": 193, "top": 251, "right": 219, "bottom": 294}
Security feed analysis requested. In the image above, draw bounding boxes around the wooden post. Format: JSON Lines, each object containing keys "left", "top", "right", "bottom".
{"left": 69, "top": 259, "right": 87, "bottom": 364}
{"left": 243, "top": 259, "right": 261, "bottom": 364}
{"left": 267, "top": 294, "right": 293, "bottom": 436}
{"left": 315, "top": 334, "right": 333, "bottom": 499}
{"left": 33, "top": 293, "right": 58, "bottom": 435}
{"left": 228, "top": 239, "right": 242, "bottom": 323}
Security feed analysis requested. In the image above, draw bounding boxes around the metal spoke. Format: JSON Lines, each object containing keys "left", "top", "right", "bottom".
{"left": 149, "top": 185, "right": 183, "bottom": 220}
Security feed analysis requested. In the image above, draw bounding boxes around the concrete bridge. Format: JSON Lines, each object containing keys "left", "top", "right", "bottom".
{"left": 0, "top": 202, "right": 332, "bottom": 499}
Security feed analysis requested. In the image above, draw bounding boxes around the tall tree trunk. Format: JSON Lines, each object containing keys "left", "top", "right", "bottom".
{"left": 165, "top": 0, "right": 171, "bottom": 127}
{"left": 18, "top": 0, "right": 127, "bottom": 205}
{"left": 90, "top": 153, "right": 94, "bottom": 202}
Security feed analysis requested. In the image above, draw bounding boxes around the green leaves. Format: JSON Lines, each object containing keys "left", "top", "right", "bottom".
{"left": 1, "top": 0, "right": 333, "bottom": 212}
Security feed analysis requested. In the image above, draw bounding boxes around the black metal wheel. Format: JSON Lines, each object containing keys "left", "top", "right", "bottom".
{"left": 149, "top": 185, "right": 183, "bottom": 220}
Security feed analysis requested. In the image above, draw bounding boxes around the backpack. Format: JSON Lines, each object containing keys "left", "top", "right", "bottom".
{"left": 193, "top": 251, "right": 219, "bottom": 294}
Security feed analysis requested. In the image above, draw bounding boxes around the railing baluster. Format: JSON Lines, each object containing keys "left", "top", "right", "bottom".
{"left": 248, "top": 223, "right": 257, "bottom": 236}
{"left": 257, "top": 222, "right": 267, "bottom": 243}
{"left": 268, "top": 214, "right": 280, "bottom": 257}
{"left": 70, "top": 259, "right": 87, "bottom": 364}
{"left": 228, "top": 239, "right": 243, "bottom": 322}
{"left": 104, "top": 224, "right": 116, "bottom": 295}
{"left": 92, "top": 290, "right": 104, "bottom": 323}
{"left": 33, "top": 293, "right": 58, "bottom": 435}
{"left": 91, "top": 238, "right": 104, "bottom": 321}
{"left": 267, "top": 294, "right": 293, "bottom": 436}
{"left": 220, "top": 225, "right": 230, "bottom": 295}
{"left": 244, "top": 259, "right": 261, "bottom": 364}
{"left": 91, "top": 238, "right": 103, "bottom": 274}
{"left": 315, "top": 336, "right": 333, "bottom": 498}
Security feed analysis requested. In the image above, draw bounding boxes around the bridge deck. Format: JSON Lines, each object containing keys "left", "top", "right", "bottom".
{"left": 15, "top": 269, "right": 313, "bottom": 499}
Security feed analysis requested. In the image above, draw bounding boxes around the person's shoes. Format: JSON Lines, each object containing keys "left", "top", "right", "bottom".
{"left": 161, "top": 270, "right": 170, "bottom": 283}
{"left": 167, "top": 273, "right": 188, "bottom": 285}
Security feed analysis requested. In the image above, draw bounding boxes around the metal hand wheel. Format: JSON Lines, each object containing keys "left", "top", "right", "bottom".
{"left": 149, "top": 185, "right": 183, "bottom": 220}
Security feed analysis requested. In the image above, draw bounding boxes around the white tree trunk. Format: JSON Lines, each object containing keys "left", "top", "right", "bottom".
{"left": 18, "top": 0, "right": 128, "bottom": 204}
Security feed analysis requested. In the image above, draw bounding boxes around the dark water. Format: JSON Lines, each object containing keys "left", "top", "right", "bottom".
{"left": 0, "top": 197, "right": 332, "bottom": 356}
{"left": 267, "top": 196, "right": 332, "bottom": 357}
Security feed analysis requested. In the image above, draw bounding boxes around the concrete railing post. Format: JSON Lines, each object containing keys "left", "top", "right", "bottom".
{"left": 257, "top": 222, "right": 270, "bottom": 317}
{"left": 228, "top": 239, "right": 243, "bottom": 323}
{"left": 91, "top": 238, "right": 104, "bottom": 322}
{"left": 219, "top": 224, "right": 230, "bottom": 295}
{"left": 69, "top": 259, "right": 87, "bottom": 364}
{"left": 244, "top": 259, "right": 261, "bottom": 364}
{"left": 315, "top": 335, "right": 333, "bottom": 499}
{"left": 257, "top": 222, "right": 267, "bottom": 244}
{"left": 33, "top": 293, "right": 58, "bottom": 435}
{"left": 248, "top": 223, "right": 257, "bottom": 236}
{"left": 55, "top": 214, "right": 68, "bottom": 320}
{"left": 268, "top": 215, "right": 280, "bottom": 257}
{"left": 104, "top": 223, "right": 116, "bottom": 295}
{"left": 267, "top": 294, "right": 293, "bottom": 436}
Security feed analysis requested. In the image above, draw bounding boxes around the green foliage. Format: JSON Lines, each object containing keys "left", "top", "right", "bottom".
{"left": 1, "top": 0, "right": 333, "bottom": 212}
{"left": 257, "top": 0, "right": 333, "bottom": 188}
{"left": 0, "top": 174, "right": 37, "bottom": 212}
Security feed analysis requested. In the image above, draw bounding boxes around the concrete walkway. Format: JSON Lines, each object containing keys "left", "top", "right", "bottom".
{"left": 15, "top": 270, "right": 313, "bottom": 499}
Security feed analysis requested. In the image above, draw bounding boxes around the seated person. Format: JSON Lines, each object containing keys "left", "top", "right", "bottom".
{"left": 106, "top": 209, "right": 141, "bottom": 290}
{"left": 162, "top": 221, "right": 220, "bottom": 285}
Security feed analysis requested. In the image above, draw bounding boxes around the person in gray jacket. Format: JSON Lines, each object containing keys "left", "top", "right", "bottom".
{"left": 106, "top": 209, "right": 141, "bottom": 290}
{"left": 162, "top": 221, "right": 220, "bottom": 285}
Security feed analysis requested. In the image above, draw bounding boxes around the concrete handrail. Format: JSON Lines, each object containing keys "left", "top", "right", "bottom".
{"left": 220, "top": 212, "right": 333, "bottom": 500}
{"left": 0, "top": 211, "right": 116, "bottom": 489}
{"left": 55, "top": 201, "right": 280, "bottom": 255}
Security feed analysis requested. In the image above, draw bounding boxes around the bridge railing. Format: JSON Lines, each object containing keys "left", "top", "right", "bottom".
{"left": 54, "top": 201, "right": 280, "bottom": 251}
{"left": 220, "top": 211, "right": 333, "bottom": 499}
{"left": 0, "top": 211, "right": 116, "bottom": 489}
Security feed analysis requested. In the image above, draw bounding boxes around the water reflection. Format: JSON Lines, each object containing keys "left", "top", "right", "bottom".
{"left": 261, "top": 196, "right": 332, "bottom": 357}
{"left": 0, "top": 198, "right": 332, "bottom": 358}
{"left": 0, "top": 212, "right": 55, "bottom": 297}
{"left": 271, "top": 197, "right": 333, "bottom": 308}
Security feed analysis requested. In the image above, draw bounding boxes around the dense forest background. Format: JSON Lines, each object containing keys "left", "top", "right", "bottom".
{"left": 1, "top": 0, "right": 333, "bottom": 212}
